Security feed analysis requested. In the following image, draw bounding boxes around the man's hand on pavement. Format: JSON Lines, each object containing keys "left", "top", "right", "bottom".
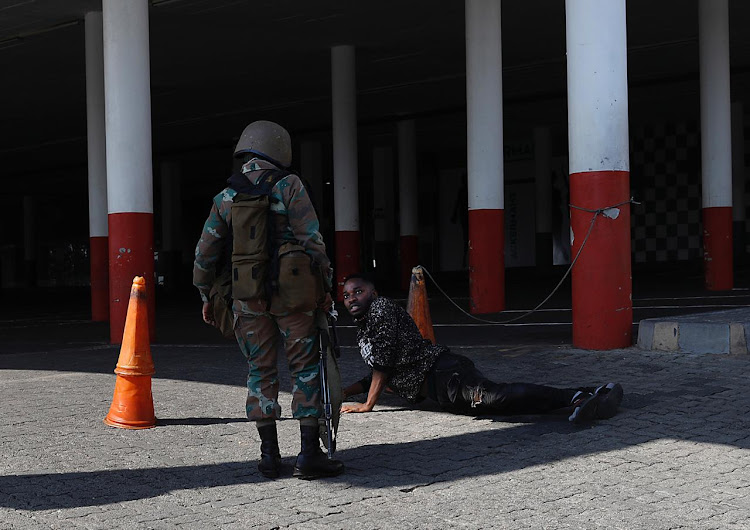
{"left": 341, "top": 403, "right": 373, "bottom": 414}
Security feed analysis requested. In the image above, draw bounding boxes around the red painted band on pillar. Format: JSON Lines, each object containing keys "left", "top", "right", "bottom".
{"left": 400, "top": 235, "right": 419, "bottom": 292}
{"left": 703, "top": 206, "right": 733, "bottom": 291}
{"left": 468, "top": 209, "right": 504, "bottom": 314}
{"left": 335, "top": 230, "right": 360, "bottom": 300}
{"left": 90, "top": 236, "right": 109, "bottom": 322}
{"left": 108, "top": 212, "right": 155, "bottom": 344}
{"left": 570, "top": 170, "right": 632, "bottom": 350}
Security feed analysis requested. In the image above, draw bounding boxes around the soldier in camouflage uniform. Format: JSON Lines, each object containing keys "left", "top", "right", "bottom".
{"left": 193, "top": 120, "right": 344, "bottom": 480}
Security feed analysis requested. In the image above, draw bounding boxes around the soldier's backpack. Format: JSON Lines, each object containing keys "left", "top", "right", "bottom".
{"left": 227, "top": 169, "right": 288, "bottom": 303}
{"left": 209, "top": 168, "right": 325, "bottom": 338}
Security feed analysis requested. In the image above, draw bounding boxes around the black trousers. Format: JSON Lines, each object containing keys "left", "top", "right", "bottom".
{"left": 425, "top": 351, "right": 582, "bottom": 416}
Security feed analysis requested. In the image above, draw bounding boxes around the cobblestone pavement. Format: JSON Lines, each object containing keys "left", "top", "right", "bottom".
{"left": 2, "top": 338, "right": 750, "bottom": 530}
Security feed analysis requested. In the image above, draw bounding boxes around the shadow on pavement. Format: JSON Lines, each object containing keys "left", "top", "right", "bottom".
{"left": 0, "top": 462, "right": 264, "bottom": 509}
{"left": 2, "top": 407, "right": 749, "bottom": 511}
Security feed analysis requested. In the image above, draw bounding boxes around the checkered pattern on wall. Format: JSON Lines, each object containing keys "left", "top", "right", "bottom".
{"left": 629, "top": 121, "right": 704, "bottom": 263}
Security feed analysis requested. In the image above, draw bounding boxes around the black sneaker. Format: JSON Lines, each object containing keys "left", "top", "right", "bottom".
{"left": 593, "top": 382, "right": 623, "bottom": 420}
{"left": 568, "top": 383, "right": 624, "bottom": 424}
{"left": 568, "top": 391, "right": 598, "bottom": 424}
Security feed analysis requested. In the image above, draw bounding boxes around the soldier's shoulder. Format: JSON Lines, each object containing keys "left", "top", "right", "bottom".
{"left": 272, "top": 173, "right": 307, "bottom": 205}
{"left": 215, "top": 187, "right": 237, "bottom": 203}
{"left": 275, "top": 171, "right": 302, "bottom": 188}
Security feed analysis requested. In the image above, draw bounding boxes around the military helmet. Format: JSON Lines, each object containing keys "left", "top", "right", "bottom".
{"left": 233, "top": 120, "right": 292, "bottom": 168}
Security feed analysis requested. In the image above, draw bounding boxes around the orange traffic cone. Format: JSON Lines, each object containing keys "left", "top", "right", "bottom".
{"left": 104, "top": 276, "right": 156, "bottom": 429}
{"left": 406, "top": 265, "right": 436, "bottom": 344}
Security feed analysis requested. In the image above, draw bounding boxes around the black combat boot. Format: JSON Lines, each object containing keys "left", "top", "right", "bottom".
{"left": 293, "top": 425, "right": 345, "bottom": 480}
{"left": 257, "top": 423, "right": 281, "bottom": 478}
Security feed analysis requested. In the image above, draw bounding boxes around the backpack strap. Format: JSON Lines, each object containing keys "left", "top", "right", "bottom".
{"left": 251, "top": 168, "right": 287, "bottom": 196}
{"left": 225, "top": 168, "right": 288, "bottom": 256}
{"left": 257, "top": 170, "right": 289, "bottom": 303}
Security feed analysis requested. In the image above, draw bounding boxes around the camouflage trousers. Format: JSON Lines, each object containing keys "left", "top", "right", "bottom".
{"left": 234, "top": 310, "right": 322, "bottom": 421}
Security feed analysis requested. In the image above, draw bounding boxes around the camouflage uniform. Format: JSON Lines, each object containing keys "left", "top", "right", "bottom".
{"left": 193, "top": 158, "right": 332, "bottom": 421}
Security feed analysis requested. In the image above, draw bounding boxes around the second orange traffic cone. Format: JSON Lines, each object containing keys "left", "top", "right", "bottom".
{"left": 406, "top": 265, "right": 436, "bottom": 344}
{"left": 104, "top": 276, "right": 156, "bottom": 429}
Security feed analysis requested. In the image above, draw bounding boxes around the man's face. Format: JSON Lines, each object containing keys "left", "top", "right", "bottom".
{"left": 342, "top": 278, "right": 377, "bottom": 318}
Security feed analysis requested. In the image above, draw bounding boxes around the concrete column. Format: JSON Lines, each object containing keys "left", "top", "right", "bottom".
{"left": 103, "top": 0, "right": 155, "bottom": 342}
{"left": 566, "top": 0, "right": 632, "bottom": 349}
{"left": 732, "top": 102, "right": 746, "bottom": 259}
{"left": 373, "top": 146, "right": 397, "bottom": 286}
{"left": 397, "top": 120, "right": 419, "bottom": 291}
{"left": 534, "top": 126, "right": 553, "bottom": 271}
{"left": 85, "top": 11, "right": 109, "bottom": 321}
{"left": 331, "top": 45, "right": 360, "bottom": 298}
{"left": 699, "top": 0, "right": 733, "bottom": 290}
{"left": 23, "top": 196, "right": 36, "bottom": 287}
{"left": 465, "top": 0, "right": 505, "bottom": 314}
{"left": 160, "top": 161, "right": 182, "bottom": 291}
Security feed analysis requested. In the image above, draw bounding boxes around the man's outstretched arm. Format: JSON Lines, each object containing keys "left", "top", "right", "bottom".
{"left": 341, "top": 369, "right": 388, "bottom": 413}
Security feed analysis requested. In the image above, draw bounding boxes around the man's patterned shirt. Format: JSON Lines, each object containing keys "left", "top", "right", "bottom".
{"left": 355, "top": 297, "right": 447, "bottom": 402}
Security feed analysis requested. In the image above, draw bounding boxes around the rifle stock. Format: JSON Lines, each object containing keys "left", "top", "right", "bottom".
{"left": 318, "top": 324, "right": 336, "bottom": 458}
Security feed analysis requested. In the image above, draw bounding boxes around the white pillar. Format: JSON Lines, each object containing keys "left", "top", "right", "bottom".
{"left": 85, "top": 11, "right": 109, "bottom": 321}
{"left": 699, "top": 0, "right": 733, "bottom": 290}
{"left": 86, "top": 12, "right": 108, "bottom": 241}
{"left": 331, "top": 44, "right": 360, "bottom": 297}
{"left": 103, "top": 0, "right": 154, "bottom": 342}
{"left": 104, "top": 1, "right": 153, "bottom": 217}
{"left": 397, "top": 120, "right": 419, "bottom": 290}
{"left": 466, "top": 0, "right": 504, "bottom": 214}
{"left": 534, "top": 126, "right": 552, "bottom": 269}
{"left": 465, "top": 0, "right": 505, "bottom": 314}
{"left": 732, "top": 102, "right": 745, "bottom": 257}
{"left": 566, "top": 0, "right": 631, "bottom": 350}
{"left": 567, "top": 2, "right": 630, "bottom": 175}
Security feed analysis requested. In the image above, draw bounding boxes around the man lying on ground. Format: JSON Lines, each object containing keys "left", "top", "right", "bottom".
{"left": 340, "top": 273, "right": 623, "bottom": 423}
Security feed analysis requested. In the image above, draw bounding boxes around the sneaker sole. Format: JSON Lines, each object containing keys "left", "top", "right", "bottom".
{"left": 568, "top": 393, "right": 599, "bottom": 424}
{"left": 594, "top": 383, "right": 623, "bottom": 419}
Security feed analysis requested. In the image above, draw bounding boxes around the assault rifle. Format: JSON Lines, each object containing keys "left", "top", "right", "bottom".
{"left": 318, "top": 310, "right": 342, "bottom": 459}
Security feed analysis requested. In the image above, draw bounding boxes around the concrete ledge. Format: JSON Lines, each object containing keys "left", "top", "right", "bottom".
{"left": 637, "top": 308, "right": 750, "bottom": 354}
